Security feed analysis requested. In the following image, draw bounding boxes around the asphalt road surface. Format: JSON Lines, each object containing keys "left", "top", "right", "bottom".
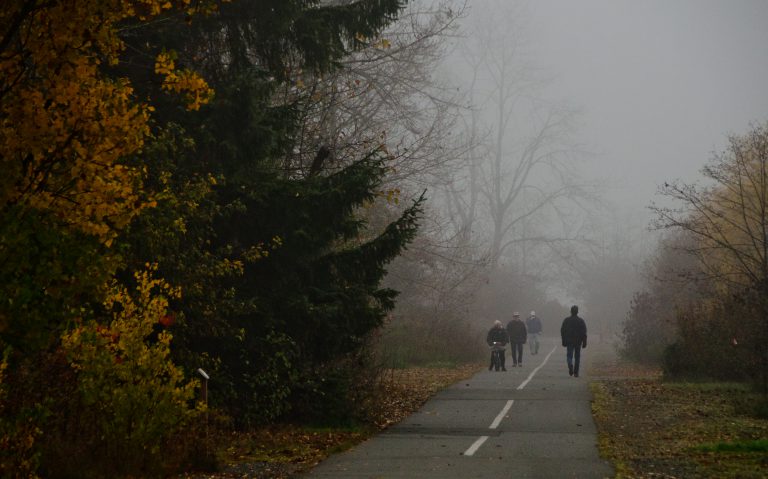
{"left": 303, "top": 337, "right": 614, "bottom": 478}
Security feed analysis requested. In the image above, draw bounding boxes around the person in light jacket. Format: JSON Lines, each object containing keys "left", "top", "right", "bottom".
{"left": 526, "top": 311, "right": 542, "bottom": 355}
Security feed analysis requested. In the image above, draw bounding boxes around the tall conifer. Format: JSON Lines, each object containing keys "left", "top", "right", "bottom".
{"left": 119, "top": 0, "right": 417, "bottom": 422}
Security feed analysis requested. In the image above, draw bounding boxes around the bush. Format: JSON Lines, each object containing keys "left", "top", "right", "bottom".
{"left": 0, "top": 348, "right": 45, "bottom": 479}
{"left": 621, "top": 292, "right": 674, "bottom": 364}
{"left": 287, "top": 348, "right": 380, "bottom": 427}
{"left": 376, "top": 309, "right": 483, "bottom": 368}
{"left": 41, "top": 268, "right": 203, "bottom": 478}
{"left": 661, "top": 301, "right": 752, "bottom": 382}
{"left": 661, "top": 341, "right": 708, "bottom": 380}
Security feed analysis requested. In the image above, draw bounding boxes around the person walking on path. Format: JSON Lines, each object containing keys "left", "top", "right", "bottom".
{"left": 486, "top": 320, "right": 509, "bottom": 371}
{"left": 526, "top": 311, "right": 542, "bottom": 355}
{"left": 560, "top": 305, "right": 587, "bottom": 377}
{"left": 506, "top": 312, "right": 527, "bottom": 367}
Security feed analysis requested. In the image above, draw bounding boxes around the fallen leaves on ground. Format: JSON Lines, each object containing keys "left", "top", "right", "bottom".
{"left": 591, "top": 355, "right": 768, "bottom": 478}
{"left": 179, "top": 363, "right": 481, "bottom": 479}
{"left": 369, "top": 364, "right": 481, "bottom": 429}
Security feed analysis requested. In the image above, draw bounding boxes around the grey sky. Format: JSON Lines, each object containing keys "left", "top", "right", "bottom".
{"left": 522, "top": 0, "right": 768, "bottom": 220}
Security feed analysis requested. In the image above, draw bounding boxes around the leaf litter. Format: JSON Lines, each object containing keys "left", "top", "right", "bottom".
{"left": 590, "top": 352, "right": 768, "bottom": 478}
{"left": 179, "top": 363, "right": 480, "bottom": 479}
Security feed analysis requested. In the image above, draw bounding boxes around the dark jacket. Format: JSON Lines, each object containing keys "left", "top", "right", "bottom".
{"left": 526, "top": 316, "right": 542, "bottom": 334}
{"left": 560, "top": 314, "right": 587, "bottom": 348}
{"left": 486, "top": 326, "right": 509, "bottom": 346}
{"left": 506, "top": 319, "right": 527, "bottom": 344}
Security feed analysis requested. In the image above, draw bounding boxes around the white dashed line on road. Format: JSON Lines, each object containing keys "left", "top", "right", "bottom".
{"left": 489, "top": 399, "right": 514, "bottom": 429}
{"left": 462, "top": 345, "right": 557, "bottom": 456}
{"left": 517, "top": 346, "right": 556, "bottom": 390}
{"left": 464, "top": 435, "right": 489, "bottom": 456}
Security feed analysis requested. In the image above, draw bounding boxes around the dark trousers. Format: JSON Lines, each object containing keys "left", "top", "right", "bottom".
{"left": 511, "top": 343, "right": 524, "bottom": 364}
{"left": 566, "top": 344, "right": 581, "bottom": 374}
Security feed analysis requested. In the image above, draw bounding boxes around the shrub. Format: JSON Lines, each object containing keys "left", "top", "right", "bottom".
{"left": 0, "top": 349, "right": 44, "bottom": 479}
{"left": 287, "top": 348, "right": 380, "bottom": 427}
{"left": 662, "top": 301, "right": 751, "bottom": 383}
{"left": 621, "top": 292, "right": 672, "bottom": 364}
{"left": 48, "top": 267, "right": 202, "bottom": 478}
{"left": 376, "top": 308, "right": 483, "bottom": 368}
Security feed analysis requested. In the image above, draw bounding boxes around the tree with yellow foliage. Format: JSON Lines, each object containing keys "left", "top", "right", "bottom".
{"left": 0, "top": 0, "right": 213, "bottom": 353}
{"left": 654, "top": 122, "right": 768, "bottom": 390}
{"left": 1, "top": 2, "right": 214, "bottom": 476}
{"left": 655, "top": 123, "right": 768, "bottom": 292}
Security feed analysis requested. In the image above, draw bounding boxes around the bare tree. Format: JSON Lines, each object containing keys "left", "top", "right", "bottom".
{"left": 285, "top": 0, "right": 469, "bottom": 194}
{"left": 555, "top": 210, "right": 646, "bottom": 340}
{"left": 443, "top": 27, "right": 488, "bottom": 251}
{"left": 447, "top": 0, "right": 598, "bottom": 271}
{"left": 271, "top": 2, "right": 497, "bottom": 365}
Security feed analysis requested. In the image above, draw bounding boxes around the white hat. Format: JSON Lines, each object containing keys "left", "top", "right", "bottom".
{"left": 530, "top": 310, "right": 536, "bottom": 316}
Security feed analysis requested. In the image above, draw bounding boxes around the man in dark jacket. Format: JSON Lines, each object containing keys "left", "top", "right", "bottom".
{"left": 486, "top": 320, "right": 509, "bottom": 371}
{"left": 506, "top": 312, "right": 527, "bottom": 367}
{"left": 560, "top": 305, "right": 587, "bottom": 377}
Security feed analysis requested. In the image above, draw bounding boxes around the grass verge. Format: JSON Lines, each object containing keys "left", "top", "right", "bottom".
{"left": 590, "top": 353, "right": 768, "bottom": 478}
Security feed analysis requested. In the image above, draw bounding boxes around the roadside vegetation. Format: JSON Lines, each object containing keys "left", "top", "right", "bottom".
{"left": 624, "top": 122, "right": 768, "bottom": 394}
{"left": 608, "top": 122, "right": 768, "bottom": 478}
{"left": 591, "top": 351, "right": 768, "bottom": 478}
{"left": 1, "top": 4, "right": 491, "bottom": 477}
{"left": 1, "top": 1, "right": 463, "bottom": 477}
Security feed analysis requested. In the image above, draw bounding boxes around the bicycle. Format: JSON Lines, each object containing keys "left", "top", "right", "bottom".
{"left": 489, "top": 342, "right": 506, "bottom": 371}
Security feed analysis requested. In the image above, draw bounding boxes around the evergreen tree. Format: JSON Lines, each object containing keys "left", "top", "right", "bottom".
{"left": 117, "top": 0, "right": 417, "bottom": 423}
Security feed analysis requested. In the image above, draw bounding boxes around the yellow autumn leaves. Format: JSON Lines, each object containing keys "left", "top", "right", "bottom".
{"left": 1, "top": 2, "right": 217, "bottom": 462}
{"left": 61, "top": 266, "right": 201, "bottom": 453}
{"left": 0, "top": 0, "right": 214, "bottom": 244}
{"left": 156, "top": 50, "right": 215, "bottom": 111}
{"left": 689, "top": 128, "right": 768, "bottom": 291}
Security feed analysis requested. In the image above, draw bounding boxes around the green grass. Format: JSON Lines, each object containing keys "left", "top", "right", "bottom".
{"left": 696, "top": 439, "right": 768, "bottom": 453}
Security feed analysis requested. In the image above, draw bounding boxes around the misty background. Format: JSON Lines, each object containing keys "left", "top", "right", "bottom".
{"left": 526, "top": 0, "right": 768, "bottom": 219}
{"left": 376, "top": 0, "right": 768, "bottom": 363}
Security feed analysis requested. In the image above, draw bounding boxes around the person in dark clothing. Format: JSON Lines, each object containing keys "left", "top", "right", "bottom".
{"left": 526, "top": 310, "right": 542, "bottom": 355}
{"left": 506, "top": 312, "right": 527, "bottom": 367}
{"left": 486, "top": 320, "right": 509, "bottom": 371}
{"left": 560, "top": 305, "right": 587, "bottom": 377}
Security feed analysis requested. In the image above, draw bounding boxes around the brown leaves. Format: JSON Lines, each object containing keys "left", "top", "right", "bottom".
{"left": 369, "top": 364, "right": 480, "bottom": 429}
{"left": 592, "top": 357, "right": 768, "bottom": 478}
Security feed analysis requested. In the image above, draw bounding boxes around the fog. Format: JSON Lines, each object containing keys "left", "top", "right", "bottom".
{"left": 372, "top": 0, "right": 768, "bottom": 359}
{"left": 487, "top": 0, "right": 768, "bottom": 222}
{"left": 385, "top": 0, "right": 768, "bottom": 338}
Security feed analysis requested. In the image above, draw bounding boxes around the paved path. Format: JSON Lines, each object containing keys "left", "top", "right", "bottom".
{"left": 303, "top": 337, "right": 614, "bottom": 478}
